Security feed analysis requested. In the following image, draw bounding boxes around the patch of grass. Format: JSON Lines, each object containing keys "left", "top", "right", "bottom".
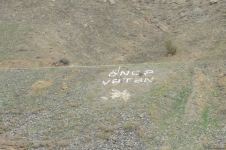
{"left": 151, "top": 85, "right": 170, "bottom": 97}
{"left": 165, "top": 40, "right": 177, "bottom": 56}
{"left": 123, "top": 121, "right": 138, "bottom": 132}
{"left": 202, "top": 107, "right": 209, "bottom": 129}
{"left": 97, "top": 131, "right": 112, "bottom": 140}
{"left": 97, "top": 125, "right": 115, "bottom": 140}
{"left": 31, "top": 139, "right": 70, "bottom": 149}
{"left": 136, "top": 126, "right": 146, "bottom": 138}
{"left": 173, "top": 87, "right": 191, "bottom": 114}
{"left": 212, "top": 88, "right": 220, "bottom": 97}
{"left": 201, "top": 107, "right": 219, "bottom": 129}
{"left": 0, "top": 119, "right": 8, "bottom": 134}
{"left": 148, "top": 103, "right": 160, "bottom": 121}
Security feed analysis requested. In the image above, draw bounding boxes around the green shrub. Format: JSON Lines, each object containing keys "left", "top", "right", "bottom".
{"left": 165, "top": 40, "right": 177, "bottom": 56}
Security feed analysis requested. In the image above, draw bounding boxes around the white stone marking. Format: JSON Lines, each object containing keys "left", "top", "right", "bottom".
{"left": 112, "top": 79, "right": 121, "bottom": 85}
{"left": 111, "top": 89, "right": 131, "bottom": 102}
{"left": 103, "top": 67, "right": 154, "bottom": 86}
{"left": 144, "top": 70, "right": 154, "bottom": 76}
{"left": 144, "top": 77, "right": 154, "bottom": 83}
{"left": 120, "top": 70, "right": 130, "bottom": 76}
{"left": 131, "top": 71, "right": 140, "bottom": 76}
{"left": 102, "top": 80, "right": 111, "bottom": 86}
{"left": 100, "top": 96, "right": 109, "bottom": 100}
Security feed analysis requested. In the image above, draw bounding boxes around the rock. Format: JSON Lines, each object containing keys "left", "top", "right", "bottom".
{"left": 156, "top": 22, "right": 169, "bottom": 33}
{"left": 109, "top": 0, "right": 116, "bottom": 5}
{"left": 61, "top": 82, "right": 68, "bottom": 91}
{"left": 209, "top": 0, "right": 218, "bottom": 5}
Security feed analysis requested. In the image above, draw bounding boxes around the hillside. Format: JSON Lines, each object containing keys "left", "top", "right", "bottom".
{"left": 0, "top": 0, "right": 226, "bottom": 149}
{"left": 0, "top": 0, "right": 225, "bottom": 67}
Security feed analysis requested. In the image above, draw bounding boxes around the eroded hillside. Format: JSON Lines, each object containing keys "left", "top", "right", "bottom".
{"left": 0, "top": 0, "right": 225, "bottom": 67}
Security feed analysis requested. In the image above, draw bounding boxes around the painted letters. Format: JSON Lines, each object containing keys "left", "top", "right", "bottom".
{"left": 103, "top": 67, "right": 154, "bottom": 86}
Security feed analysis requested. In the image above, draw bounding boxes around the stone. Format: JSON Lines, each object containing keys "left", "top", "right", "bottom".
{"left": 209, "top": 0, "right": 218, "bottom": 5}
{"left": 109, "top": 0, "right": 116, "bottom": 5}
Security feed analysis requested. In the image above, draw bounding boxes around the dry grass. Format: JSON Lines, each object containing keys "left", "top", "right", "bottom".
{"left": 31, "top": 80, "right": 53, "bottom": 94}
{"left": 97, "top": 125, "right": 115, "bottom": 140}
{"left": 123, "top": 121, "right": 139, "bottom": 132}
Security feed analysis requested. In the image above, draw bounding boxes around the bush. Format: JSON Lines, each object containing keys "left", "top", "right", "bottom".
{"left": 59, "top": 58, "right": 70, "bottom": 65}
{"left": 165, "top": 40, "right": 177, "bottom": 56}
{"left": 52, "top": 58, "right": 70, "bottom": 66}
